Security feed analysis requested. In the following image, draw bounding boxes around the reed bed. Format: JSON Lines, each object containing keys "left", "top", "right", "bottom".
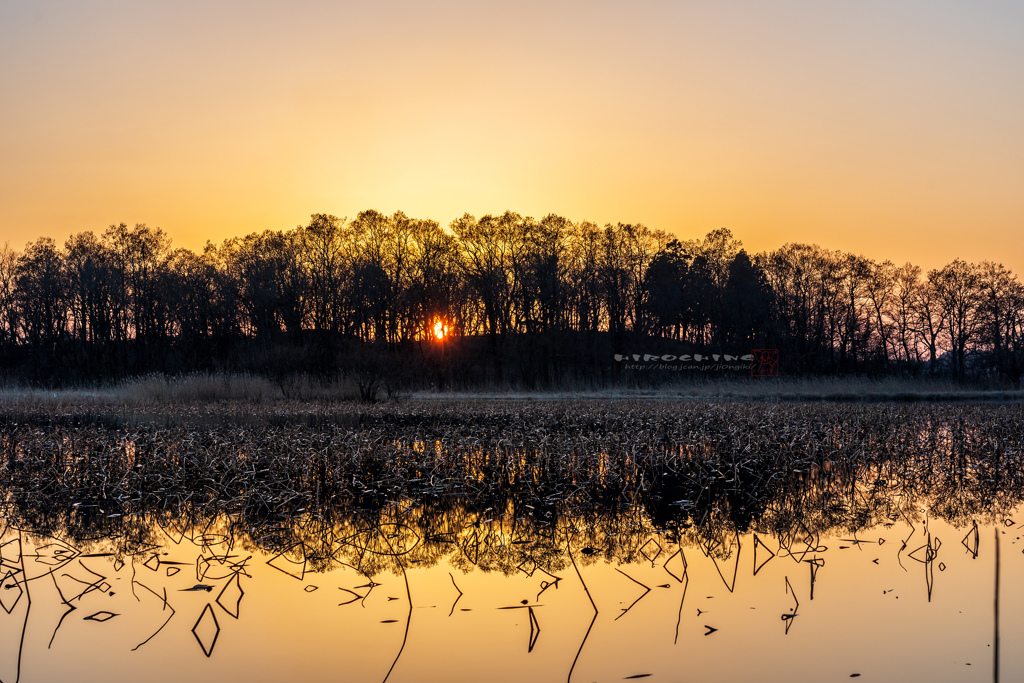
{"left": 0, "top": 372, "right": 366, "bottom": 407}
{"left": 2, "top": 399, "right": 1023, "bottom": 560}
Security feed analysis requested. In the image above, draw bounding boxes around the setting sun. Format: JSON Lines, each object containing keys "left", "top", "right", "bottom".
{"left": 433, "top": 320, "right": 448, "bottom": 341}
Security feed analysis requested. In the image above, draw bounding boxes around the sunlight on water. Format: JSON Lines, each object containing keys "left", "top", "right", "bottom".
{"left": 0, "top": 507, "right": 1017, "bottom": 682}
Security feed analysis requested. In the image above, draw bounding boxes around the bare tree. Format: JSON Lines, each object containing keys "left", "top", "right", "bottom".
{"left": 930, "top": 259, "right": 982, "bottom": 382}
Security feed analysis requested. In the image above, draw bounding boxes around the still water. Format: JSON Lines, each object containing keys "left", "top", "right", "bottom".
{"left": 0, "top": 506, "right": 1016, "bottom": 682}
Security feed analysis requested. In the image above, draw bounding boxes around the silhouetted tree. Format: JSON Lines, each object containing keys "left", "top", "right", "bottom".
{"left": 15, "top": 237, "right": 67, "bottom": 350}
{"left": 0, "top": 210, "right": 1022, "bottom": 388}
{"left": 722, "top": 250, "right": 773, "bottom": 348}
{"left": 931, "top": 259, "right": 982, "bottom": 382}
{"left": 643, "top": 239, "right": 690, "bottom": 339}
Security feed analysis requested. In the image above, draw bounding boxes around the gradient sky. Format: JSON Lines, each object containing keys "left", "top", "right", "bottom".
{"left": 2, "top": 0, "right": 1022, "bottom": 272}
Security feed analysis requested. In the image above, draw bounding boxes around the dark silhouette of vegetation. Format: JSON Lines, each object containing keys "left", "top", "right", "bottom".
{"left": 1, "top": 211, "right": 1022, "bottom": 388}
{"left": 3, "top": 400, "right": 1023, "bottom": 557}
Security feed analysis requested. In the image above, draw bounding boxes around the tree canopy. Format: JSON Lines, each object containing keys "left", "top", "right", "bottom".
{"left": 2, "top": 213, "right": 1021, "bottom": 388}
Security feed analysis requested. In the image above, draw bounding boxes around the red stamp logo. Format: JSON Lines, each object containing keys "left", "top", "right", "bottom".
{"left": 751, "top": 349, "right": 779, "bottom": 376}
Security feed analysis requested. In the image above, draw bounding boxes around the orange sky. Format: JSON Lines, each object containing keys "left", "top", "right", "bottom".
{"left": 1, "top": 1, "right": 1022, "bottom": 273}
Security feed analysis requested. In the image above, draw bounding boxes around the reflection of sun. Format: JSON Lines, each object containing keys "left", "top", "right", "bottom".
{"left": 433, "top": 320, "right": 448, "bottom": 340}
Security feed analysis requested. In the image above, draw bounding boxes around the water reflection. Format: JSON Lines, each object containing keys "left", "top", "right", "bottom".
{"left": 3, "top": 401, "right": 1024, "bottom": 680}
{"left": 0, "top": 495, "right": 1019, "bottom": 681}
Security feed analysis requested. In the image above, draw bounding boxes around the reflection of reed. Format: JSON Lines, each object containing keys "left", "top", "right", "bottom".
{"left": 565, "top": 527, "right": 597, "bottom": 683}
{"left": 0, "top": 494, "right": 1012, "bottom": 679}
{"left": 376, "top": 526, "right": 412, "bottom": 683}
{"left": 995, "top": 526, "right": 1000, "bottom": 683}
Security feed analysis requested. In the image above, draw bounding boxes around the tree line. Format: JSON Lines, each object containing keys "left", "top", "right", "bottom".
{"left": 1, "top": 211, "right": 1022, "bottom": 387}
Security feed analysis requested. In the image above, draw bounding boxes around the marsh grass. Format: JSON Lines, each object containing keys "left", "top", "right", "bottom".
{"left": 2, "top": 398, "right": 1023, "bottom": 575}
{"left": 0, "top": 372, "right": 1021, "bottom": 409}
{"left": 413, "top": 376, "right": 1023, "bottom": 402}
{"left": 118, "top": 373, "right": 284, "bottom": 403}
{"left": 0, "top": 398, "right": 1020, "bottom": 581}
{"left": 0, "top": 372, "right": 365, "bottom": 407}
{"left": 2, "top": 400, "right": 1022, "bottom": 519}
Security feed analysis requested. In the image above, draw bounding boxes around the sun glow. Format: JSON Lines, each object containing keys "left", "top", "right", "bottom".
{"left": 433, "top": 320, "right": 448, "bottom": 341}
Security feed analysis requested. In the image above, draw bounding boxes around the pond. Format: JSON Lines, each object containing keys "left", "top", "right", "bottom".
{"left": 1, "top": 503, "right": 1018, "bottom": 682}
{"left": 1, "top": 400, "right": 1022, "bottom": 681}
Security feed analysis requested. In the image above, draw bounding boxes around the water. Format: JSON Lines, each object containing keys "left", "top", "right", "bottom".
{"left": 3, "top": 400, "right": 1023, "bottom": 681}
{"left": 0, "top": 505, "right": 1016, "bottom": 682}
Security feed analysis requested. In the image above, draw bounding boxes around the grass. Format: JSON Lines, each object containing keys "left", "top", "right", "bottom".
{"left": 2, "top": 399, "right": 1022, "bottom": 515}
{"left": 2, "top": 398, "right": 1022, "bottom": 573}
{"left": 412, "top": 375, "right": 1023, "bottom": 402}
{"left": 0, "top": 372, "right": 363, "bottom": 407}
{"left": 0, "top": 373, "right": 1021, "bottom": 408}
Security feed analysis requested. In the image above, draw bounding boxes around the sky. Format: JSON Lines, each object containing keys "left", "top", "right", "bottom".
{"left": 1, "top": 0, "right": 1022, "bottom": 272}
